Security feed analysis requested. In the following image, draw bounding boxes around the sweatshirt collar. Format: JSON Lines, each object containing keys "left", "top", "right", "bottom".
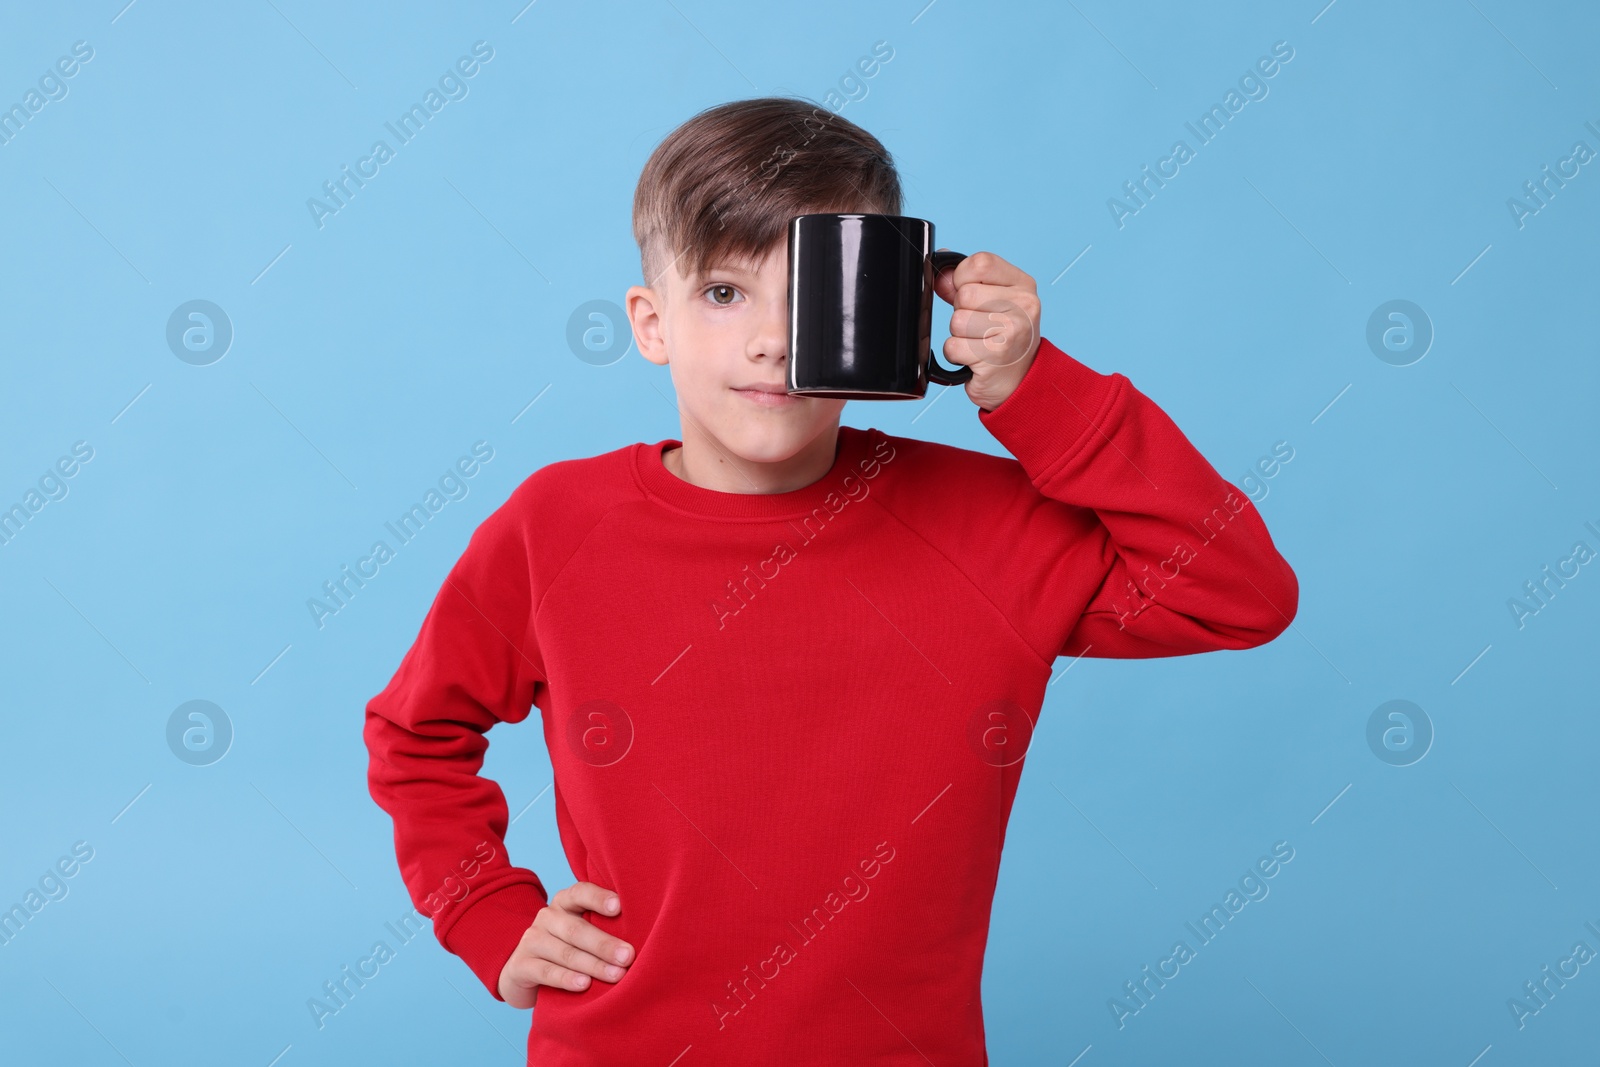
{"left": 633, "top": 424, "right": 881, "bottom": 521}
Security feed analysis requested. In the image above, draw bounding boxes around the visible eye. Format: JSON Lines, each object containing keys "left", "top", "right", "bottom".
{"left": 703, "top": 283, "right": 742, "bottom": 306}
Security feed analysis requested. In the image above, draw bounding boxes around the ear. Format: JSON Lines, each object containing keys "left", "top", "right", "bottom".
{"left": 626, "top": 284, "right": 668, "bottom": 366}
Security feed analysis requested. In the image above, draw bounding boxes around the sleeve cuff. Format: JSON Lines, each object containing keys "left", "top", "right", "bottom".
{"left": 977, "top": 336, "right": 1126, "bottom": 482}
{"left": 439, "top": 879, "right": 550, "bottom": 1001}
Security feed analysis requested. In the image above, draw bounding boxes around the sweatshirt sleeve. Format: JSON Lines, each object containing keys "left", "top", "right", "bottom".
{"left": 976, "top": 336, "right": 1299, "bottom": 658}
{"left": 364, "top": 485, "right": 550, "bottom": 1000}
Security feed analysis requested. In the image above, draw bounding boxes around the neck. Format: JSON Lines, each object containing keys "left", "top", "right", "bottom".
{"left": 664, "top": 420, "right": 841, "bottom": 495}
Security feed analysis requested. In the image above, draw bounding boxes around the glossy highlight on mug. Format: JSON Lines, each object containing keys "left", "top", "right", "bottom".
{"left": 787, "top": 213, "right": 972, "bottom": 399}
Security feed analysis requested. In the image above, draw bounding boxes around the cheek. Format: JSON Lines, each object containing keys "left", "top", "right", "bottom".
{"left": 665, "top": 342, "right": 731, "bottom": 407}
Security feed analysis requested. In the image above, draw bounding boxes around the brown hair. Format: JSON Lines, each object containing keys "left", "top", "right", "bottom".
{"left": 631, "top": 96, "right": 902, "bottom": 289}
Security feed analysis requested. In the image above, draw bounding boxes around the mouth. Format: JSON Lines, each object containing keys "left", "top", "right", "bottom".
{"left": 732, "top": 385, "right": 801, "bottom": 407}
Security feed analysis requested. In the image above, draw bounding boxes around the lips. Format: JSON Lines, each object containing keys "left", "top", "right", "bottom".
{"left": 733, "top": 385, "right": 800, "bottom": 406}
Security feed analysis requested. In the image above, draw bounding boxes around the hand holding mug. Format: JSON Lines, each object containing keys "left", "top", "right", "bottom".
{"left": 929, "top": 248, "right": 1042, "bottom": 413}
{"left": 785, "top": 213, "right": 1041, "bottom": 408}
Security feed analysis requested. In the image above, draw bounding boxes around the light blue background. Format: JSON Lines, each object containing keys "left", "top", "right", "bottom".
{"left": 2, "top": 1, "right": 1596, "bottom": 1064}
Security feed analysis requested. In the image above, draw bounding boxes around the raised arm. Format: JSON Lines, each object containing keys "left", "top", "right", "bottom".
{"left": 976, "top": 336, "right": 1300, "bottom": 659}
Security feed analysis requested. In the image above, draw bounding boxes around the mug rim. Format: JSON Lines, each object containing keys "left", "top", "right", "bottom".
{"left": 789, "top": 212, "right": 932, "bottom": 227}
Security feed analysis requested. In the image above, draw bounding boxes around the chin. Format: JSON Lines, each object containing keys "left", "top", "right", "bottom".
{"left": 723, "top": 426, "right": 810, "bottom": 465}
{"left": 721, "top": 413, "right": 832, "bottom": 465}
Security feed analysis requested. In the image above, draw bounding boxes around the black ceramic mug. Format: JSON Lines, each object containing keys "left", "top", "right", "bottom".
{"left": 787, "top": 213, "right": 970, "bottom": 399}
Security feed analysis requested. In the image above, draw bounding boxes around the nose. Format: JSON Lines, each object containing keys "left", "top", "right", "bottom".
{"left": 748, "top": 291, "right": 789, "bottom": 366}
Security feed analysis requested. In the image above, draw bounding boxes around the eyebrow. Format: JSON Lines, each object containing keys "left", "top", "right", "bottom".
{"left": 689, "top": 261, "right": 759, "bottom": 283}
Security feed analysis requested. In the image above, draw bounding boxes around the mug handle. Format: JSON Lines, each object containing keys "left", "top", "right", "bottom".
{"left": 928, "top": 249, "right": 973, "bottom": 386}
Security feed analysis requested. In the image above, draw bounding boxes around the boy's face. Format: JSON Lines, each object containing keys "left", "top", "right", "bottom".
{"left": 626, "top": 237, "right": 846, "bottom": 465}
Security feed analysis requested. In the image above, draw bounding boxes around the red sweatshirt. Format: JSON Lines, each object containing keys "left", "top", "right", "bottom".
{"left": 364, "top": 337, "right": 1298, "bottom": 1065}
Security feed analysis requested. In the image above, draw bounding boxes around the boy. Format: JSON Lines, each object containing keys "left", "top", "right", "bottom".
{"left": 365, "top": 96, "right": 1298, "bottom": 1065}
